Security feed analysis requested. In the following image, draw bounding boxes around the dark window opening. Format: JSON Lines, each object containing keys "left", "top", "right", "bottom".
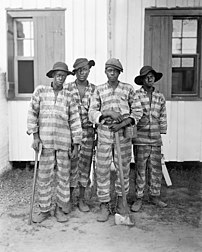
{"left": 18, "top": 60, "right": 34, "bottom": 93}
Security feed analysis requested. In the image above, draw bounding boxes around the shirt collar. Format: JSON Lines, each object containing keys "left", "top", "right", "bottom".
{"left": 51, "top": 82, "right": 63, "bottom": 91}
{"left": 140, "top": 86, "right": 155, "bottom": 93}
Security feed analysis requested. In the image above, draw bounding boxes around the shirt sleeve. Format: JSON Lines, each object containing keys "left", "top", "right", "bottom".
{"left": 27, "top": 86, "right": 41, "bottom": 135}
{"left": 88, "top": 87, "right": 102, "bottom": 125}
{"left": 159, "top": 94, "right": 167, "bottom": 134}
{"left": 129, "top": 88, "right": 143, "bottom": 125}
{"left": 68, "top": 94, "right": 82, "bottom": 144}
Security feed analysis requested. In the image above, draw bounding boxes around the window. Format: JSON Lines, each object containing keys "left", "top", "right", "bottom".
{"left": 7, "top": 9, "right": 66, "bottom": 99}
{"left": 15, "top": 18, "right": 34, "bottom": 96}
{"left": 172, "top": 18, "right": 198, "bottom": 96}
{"left": 144, "top": 9, "right": 202, "bottom": 100}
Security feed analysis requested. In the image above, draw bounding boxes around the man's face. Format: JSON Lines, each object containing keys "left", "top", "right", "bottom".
{"left": 105, "top": 67, "right": 120, "bottom": 82}
{"left": 143, "top": 72, "right": 155, "bottom": 88}
{"left": 75, "top": 65, "right": 90, "bottom": 82}
{"left": 53, "top": 70, "right": 67, "bottom": 88}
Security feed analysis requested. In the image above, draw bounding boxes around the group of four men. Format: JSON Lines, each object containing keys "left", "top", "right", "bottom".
{"left": 27, "top": 57, "right": 167, "bottom": 223}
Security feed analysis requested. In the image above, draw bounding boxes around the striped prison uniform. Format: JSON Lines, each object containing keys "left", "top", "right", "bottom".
{"left": 27, "top": 84, "right": 82, "bottom": 212}
{"left": 65, "top": 81, "right": 95, "bottom": 188}
{"left": 133, "top": 87, "right": 167, "bottom": 198}
{"left": 89, "top": 82, "right": 143, "bottom": 203}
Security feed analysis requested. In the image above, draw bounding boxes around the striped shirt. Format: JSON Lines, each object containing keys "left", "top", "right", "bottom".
{"left": 133, "top": 87, "right": 167, "bottom": 146}
{"left": 27, "top": 85, "right": 82, "bottom": 150}
{"left": 64, "top": 81, "right": 95, "bottom": 128}
{"left": 88, "top": 81, "right": 143, "bottom": 135}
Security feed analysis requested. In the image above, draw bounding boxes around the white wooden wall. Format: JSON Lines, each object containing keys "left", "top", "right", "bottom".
{"left": 0, "top": 0, "right": 202, "bottom": 161}
{"left": 0, "top": 0, "right": 107, "bottom": 161}
{"left": 109, "top": 0, "right": 202, "bottom": 161}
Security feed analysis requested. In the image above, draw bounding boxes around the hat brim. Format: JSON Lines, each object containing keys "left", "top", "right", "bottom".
{"left": 46, "top": 69, "right": 73, "bottom": 78}
{"left": 105, "top": 64, "right": 123, "bottom": 72}
{"left": 73, "top": 60, "right": 95, "bottom": 74}
{"left": 134, "top": 72, "right": 163, "bottom": 85}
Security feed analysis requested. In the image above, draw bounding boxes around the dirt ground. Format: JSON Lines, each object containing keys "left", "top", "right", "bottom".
{"left": 0, "top": 162, "right": 202, "bottom": 252}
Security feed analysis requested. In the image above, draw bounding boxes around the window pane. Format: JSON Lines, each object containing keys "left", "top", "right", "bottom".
{"left": 172, "top": 38, "right": 181, "bottom": 54}
{"left": 182, "top": 58, "right": 194, "bottom": 67}
{"left": 18, "top": 60, "right": 34, "bottom": 93}
{"left": 182, "top": 19, "right": 197, "bottom": 37}
{"left": 173, "top": 20, "right": 182, "bottom": 37}
{"left": 16, "top": 19, "right": 34, "bottom": 57}
{"left": 17, "top": 20, "right": 33, "bottom": 39}
{"left": 17, "top": 39, "right": 34, "bottom": 56}
{"left": 182, "top": 38, "right": 197, "bottom": 53}
{"left": 172, "top": 69, "right": 196, "bottom": 94}
{"left": 172, "top": 57, "right": 181, "bottom": 67}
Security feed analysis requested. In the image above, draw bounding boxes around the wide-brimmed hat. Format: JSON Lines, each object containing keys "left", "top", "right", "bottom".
{"left": 46, "top": 62, "right": 73, "bottom": 78}
{"left": 105, "top": 58, "right": 123, "bottom": 72}
{"left": 134, "top": 66, "right": 163, "bottom": 85}
{"left": 72, "top": 58, "right": 95, "bottom": 74}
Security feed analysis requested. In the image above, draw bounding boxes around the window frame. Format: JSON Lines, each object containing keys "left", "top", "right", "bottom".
{"left": 6, "top": 8, "right": 66, "bottom": 100}
{"left": 14, "top": 18, "right": 34, "bottom": 98}
{"left": 145, "top": 8, "right": 202, "bottom": 101}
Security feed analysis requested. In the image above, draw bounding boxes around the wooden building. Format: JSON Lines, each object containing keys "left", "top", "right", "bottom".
{"left": 0, "top": 0, "right": 202, "bottom": 172}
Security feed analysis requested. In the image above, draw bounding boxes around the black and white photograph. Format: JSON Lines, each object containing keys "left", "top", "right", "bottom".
{"left": 0, "top": 0, "right": 201, "bottom": 251}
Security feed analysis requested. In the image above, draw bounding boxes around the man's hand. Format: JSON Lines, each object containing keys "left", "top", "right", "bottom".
{"left": 32, "top": 137, "right": 42, "bottom": 152}
{"left": 108, "top": 111, "right": 123, "bottom": 122}
{"left": 71, "top": 144, "right": 79, "bottom": 159}
{"left": 109, "top": 122, "right": 124, "bottom": 132}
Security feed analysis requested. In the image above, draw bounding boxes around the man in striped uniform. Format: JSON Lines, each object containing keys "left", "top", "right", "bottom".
{"left": 27, "top": 62, "right": 82, "bottom": 223}
{"left": 88, "top": 58, "right": 143, "bottom": 222}
{"left": 131, "top": 66, "right": 167, "bottom": 212}
{"left": 65, "top": 58, "right": 95, "bottom": 212}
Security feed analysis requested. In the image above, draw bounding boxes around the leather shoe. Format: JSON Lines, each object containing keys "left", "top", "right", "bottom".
{"left": 97, "top": 203, "right": 110, "bottom": 222}
{"left": 32, "top": 211, "right": 51, "bottom": 223}
{"left": 55, "top": 206, "right": 68, "bottom": 223}
{"left": 62, "top": 201, "right": 72, "bottom": 214}
{"left": 78, "top": 199, "right": 90, "bottom": 212}
{"left": 149, "top": 196, "right": 167, "bottom": 207}
{"left": 131, "top": 198, "right": 142, "bottom": 212}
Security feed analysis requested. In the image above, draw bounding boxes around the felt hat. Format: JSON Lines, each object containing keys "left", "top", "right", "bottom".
{"left": 105, "top": 58, "right": 123, "bottom": 72}
{"left": 72, "top": 58, "right": 95, "bottom": 74}
{"left": 134, "top": 65, "right": 163, "bottom": 85}
{"left": 46, "top": 62, "right": 73, "bottom": 78}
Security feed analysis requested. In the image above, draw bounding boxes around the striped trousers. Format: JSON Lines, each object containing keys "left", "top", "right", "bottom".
{"left": 96, "top": 130, "right": 131, "bottom": 203}
{"left": 134, "top": 145, "right": 162, "bottom": 198}
{"left": 37, "top": 148, "right": 70, "bottom": 212}
{"left": 70, "top": 127, "right": 94, "bottom": 188}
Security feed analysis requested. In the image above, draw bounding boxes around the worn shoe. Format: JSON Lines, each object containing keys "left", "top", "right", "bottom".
{"left": 97, "top": 203, "right": 110, "bottom": 222}
{"left": 149, "top": 196, "right": 167, "bottom": 208}
{"left": 62, "top": 201, "right": 72, "bottom": 214}
{"left": 131, "top": 198, "right": 142, "bottom": 212}
{"left": 78, "top": 199, "right": 90, "bottom": 212}
{"left": 32, "top": 211, "right": 51, "bottom": 223}
{"left": 55, "top": 207, "right": 69, "bottom": 223}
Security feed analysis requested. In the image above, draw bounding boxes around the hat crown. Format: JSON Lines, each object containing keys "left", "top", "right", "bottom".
{"left": 139, "top": 65, "right": 154, "bottom": 76}
{"left": 46, "top": 61, "right": 73, "bottom": 78}
{"left": 73, "top": 58, "right": 95, "bottom": 72}
{"left": 134, "top": 65, "right": 163, "bottom": 85}
{"left": 73, "top": 58, "right": 88, "bottom": 69}
{"left": 52, "top": 62, "right": 69, "bottom": 72}
{"left": 105, "top": 58, "right": 123, "bottom": 72}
